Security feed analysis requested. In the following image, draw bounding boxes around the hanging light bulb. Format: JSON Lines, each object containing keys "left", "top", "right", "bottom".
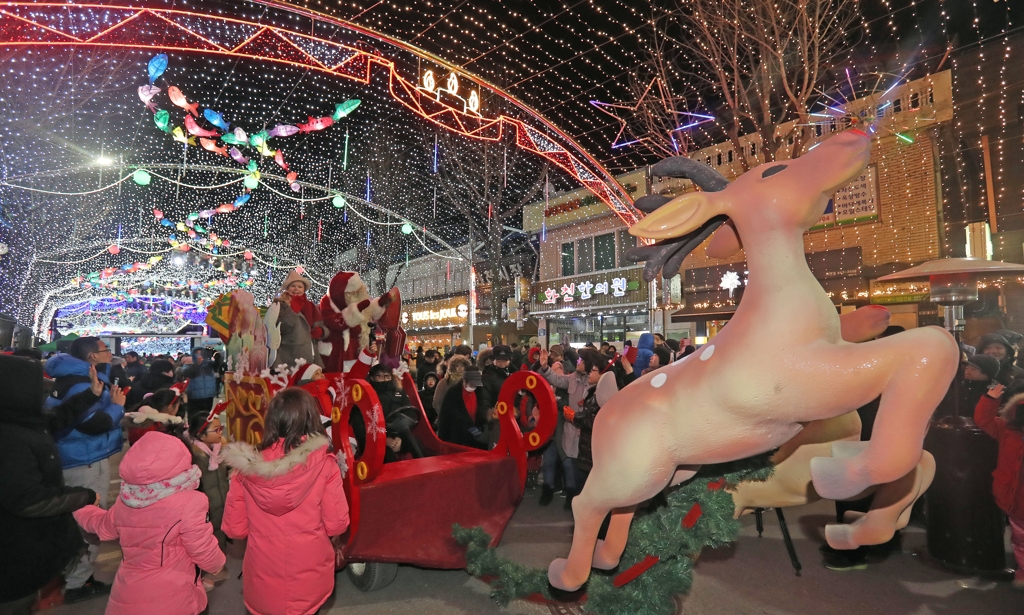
{"left": 132, "top": 169, "right": 151, "bottom": 185}
{"left": 332, "top": 194, "right": 347, "bottom": 208}
{"left": 401, "top": 222, "right": 413, "bottom": 234}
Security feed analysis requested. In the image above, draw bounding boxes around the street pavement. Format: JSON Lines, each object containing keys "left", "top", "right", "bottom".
{"left": 47, "top": 471, "right": 1020, "bottom": 615}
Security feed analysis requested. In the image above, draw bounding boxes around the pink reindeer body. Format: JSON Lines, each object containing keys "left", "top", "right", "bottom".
{"left": 547, "top": 130, "right": 959, "bottom": 591}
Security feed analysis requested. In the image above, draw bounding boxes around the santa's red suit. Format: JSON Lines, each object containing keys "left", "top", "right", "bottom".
{"left": 318, "top": 271, "right": 398, "bottom": 375}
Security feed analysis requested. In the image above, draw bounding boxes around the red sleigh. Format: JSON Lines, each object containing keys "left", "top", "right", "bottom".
{"left": 330, "top": 370, "right": 556, "bottom": 590}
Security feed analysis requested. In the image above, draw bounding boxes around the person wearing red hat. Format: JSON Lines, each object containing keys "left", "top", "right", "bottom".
{"left": 318, "top": 271, "right": 398, "bottom": 375}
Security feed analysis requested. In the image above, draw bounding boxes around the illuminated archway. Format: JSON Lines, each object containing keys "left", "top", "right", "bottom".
{"left": 0, "top": 1, "right": 637, "bottom": 225}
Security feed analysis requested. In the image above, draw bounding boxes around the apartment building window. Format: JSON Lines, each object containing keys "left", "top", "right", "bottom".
{"left": 910, "top": 91, "right": 920, "bottom": 110}
{"left": 716, "top": 152, "right": 723, "bottom": 166}
{"left": 561, "top": 241, "right": 575, "bottom": 276}
{"left": 577, "top": 236, "right": 594, "bottom": 274}
{"left": 893, "top": 97, "right": 902, "bottom": 113}
{"left": 927, "top": 88, "right": 933, "bottom": 105}
{"left": 618, "top": 230, "right": 637, "bottom": 267}
{"left": 705, "top": 156, "right": 712, "bottom": 166}
{"left": 749, "top": 143, "right": 757, "bottom": 157}
{"left": 727, "top": 150, "right": 734, "bottom": 163}
{"left": 595, "top": 232, "right": 616, "bottom": 271}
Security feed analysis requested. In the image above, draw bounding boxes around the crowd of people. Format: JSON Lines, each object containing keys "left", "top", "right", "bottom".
{"left": 2, "top": 322, "right": 1022, "bottom": 615}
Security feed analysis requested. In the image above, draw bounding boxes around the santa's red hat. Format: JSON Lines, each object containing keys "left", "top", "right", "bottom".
{"left": 326, "top": 271, "right": 364, "bottom": 313}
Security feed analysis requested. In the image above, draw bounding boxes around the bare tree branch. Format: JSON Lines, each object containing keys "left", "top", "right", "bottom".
{"left": 634, "top": 0, "right": 859, "bottom": 168}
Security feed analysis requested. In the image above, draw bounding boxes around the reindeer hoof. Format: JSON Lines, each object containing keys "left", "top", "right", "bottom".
{"left": 824, "top": 523, "right": 860, "bottom": 550}
{"left": 548, "top": 558, "right": 586, "bottom": 592}
{"left": 592, "top": 540, "right": 621, "bottom": 570}
{"left": 831, "top": 440, "right": 869, "bottom": 459}
{"left": 810, "top": 456, "right": 871, "bottom": 500}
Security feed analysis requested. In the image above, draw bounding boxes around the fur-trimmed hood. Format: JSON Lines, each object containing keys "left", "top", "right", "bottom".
{"left": 1000, "top": 392, "right": 1024, "bottom": 420}
{"left": 221, "top": 434, "right": 332, "bottom": 517}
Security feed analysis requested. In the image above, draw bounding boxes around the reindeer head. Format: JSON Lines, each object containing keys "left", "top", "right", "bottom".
{"left": 627, "top": 130, "right": 871, "bottom": 281}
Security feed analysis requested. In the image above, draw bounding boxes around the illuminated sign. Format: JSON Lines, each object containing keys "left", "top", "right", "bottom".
{"left": 542, "top": 276, "right": 634, "bottom": 305}
{"left": 812, "top": 165, "right": 879, "bottom": 230}
{"left": 401, "top": 296, "right": 469, "bottom": 328}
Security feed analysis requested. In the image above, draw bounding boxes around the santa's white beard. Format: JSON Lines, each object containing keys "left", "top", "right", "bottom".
{"left": 341, "top": 288, "right": 375, "bottom": 350}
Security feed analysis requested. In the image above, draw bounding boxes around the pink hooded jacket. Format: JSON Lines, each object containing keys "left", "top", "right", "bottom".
{"left": 73, "top": 432, "right": 225, "bottom": 615}
{"left": 221, "top": 434, "right": 349, "bottom": 615}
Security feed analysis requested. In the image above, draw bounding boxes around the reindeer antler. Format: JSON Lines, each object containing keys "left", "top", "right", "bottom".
{"left": 626, "top": 157, "right": 730, "bottom": 282}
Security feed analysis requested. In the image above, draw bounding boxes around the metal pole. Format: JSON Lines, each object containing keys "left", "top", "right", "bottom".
{"left": 469, "top": 219, "right": 476, "bottom": 349}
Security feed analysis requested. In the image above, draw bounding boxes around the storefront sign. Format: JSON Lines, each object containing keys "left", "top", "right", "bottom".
{"left": 811, "top": 165, "right": 879, "bottom": 230}
{"left": 531, "top": 267, "right": 648, "bottom": 313}
{"left": 401, "top": 295, "right": 469, "bottom": 328}
{"left": 869, "top": 279, "right": 930, "bottom": 305}
{"left": 541, "top": 276, "right": 636, "bottom": 304}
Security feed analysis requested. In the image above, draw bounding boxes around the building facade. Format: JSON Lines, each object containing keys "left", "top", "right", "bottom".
{"left": 526, "top": 71, "right": 953, "bottom": 345}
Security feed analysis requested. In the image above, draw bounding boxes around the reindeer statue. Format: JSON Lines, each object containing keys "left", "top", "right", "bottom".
{"left": 547, "top": 129, "right": 959, "bottom": 591}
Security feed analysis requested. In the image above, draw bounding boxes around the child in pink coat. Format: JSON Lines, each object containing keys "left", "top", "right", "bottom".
{"left": 73, "top": 431, "right": 226, "bottom": 615}
{"left": 222, "top": 387, "right": 350, "bottom": 615}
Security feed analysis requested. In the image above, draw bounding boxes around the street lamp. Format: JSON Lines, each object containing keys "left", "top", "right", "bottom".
{"left": 877, "top": 257, "right": 1024, "bottom": 576}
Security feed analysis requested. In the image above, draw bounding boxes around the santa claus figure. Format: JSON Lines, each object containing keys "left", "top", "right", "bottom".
{"left": 319, "top": 271, "right": 400, "bottom": 378}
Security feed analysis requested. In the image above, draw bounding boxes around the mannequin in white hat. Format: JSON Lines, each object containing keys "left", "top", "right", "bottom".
{"left": 268, "top": 270, "right": 327, "bottom": 370}
{"left": 279, "top": 269, "right": 327, "bottom": 341}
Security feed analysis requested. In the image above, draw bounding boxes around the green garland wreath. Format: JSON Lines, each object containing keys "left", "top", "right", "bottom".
{"left": 454, "top": 454, "right": 774, "bottom": 615}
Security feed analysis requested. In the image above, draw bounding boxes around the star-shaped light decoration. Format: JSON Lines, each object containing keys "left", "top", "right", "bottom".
{"left": 590, "top": 77, "right": 714, "bottom": 156}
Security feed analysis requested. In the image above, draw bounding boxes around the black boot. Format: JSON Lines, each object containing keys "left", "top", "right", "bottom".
{"left": 539, "top": 484, "right": 554, "bottom": 506}
{"left": 564, "top": 489, "right": 575, "bottom": 510}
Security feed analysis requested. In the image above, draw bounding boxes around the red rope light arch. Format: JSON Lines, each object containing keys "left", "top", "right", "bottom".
{"left": 0, "top": 2, "right": 639, "bottom": 225}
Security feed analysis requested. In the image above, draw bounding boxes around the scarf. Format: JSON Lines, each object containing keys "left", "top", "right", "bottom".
{"left": 463, "top": 386, "right": 478, "bottom": 422}
{"left": 193, "top": 441, "right": 223, "bottom": 471}
{"left": 119, "top": 465, "right": 201, "bottom": 509}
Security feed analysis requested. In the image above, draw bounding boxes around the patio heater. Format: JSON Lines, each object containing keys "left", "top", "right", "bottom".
{"left": 877, "top": 257, "right": 1024, "bottom": 575}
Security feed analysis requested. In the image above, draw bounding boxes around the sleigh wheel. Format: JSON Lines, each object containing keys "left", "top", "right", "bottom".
{"left": 346, "top": 561, "right": 398, "bottom": 592}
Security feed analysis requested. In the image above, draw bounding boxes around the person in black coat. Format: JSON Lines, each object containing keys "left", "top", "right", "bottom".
{"left": 0, "top": 355, "right": 104, "bottom": 613}
{"left": 978, "top": 333, "right": 1024, "bottom": 385}
{"left": 124, "top": 359, "right": 175, "bottom": 408}
{"left": 437, "top": 365, "right": 487, "bottom": 449}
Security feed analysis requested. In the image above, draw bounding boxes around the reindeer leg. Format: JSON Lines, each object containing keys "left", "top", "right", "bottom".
{"left": 592, "top": 506, "right": 638, "bottom": 570}
{"left": 548, "top": 490, "right": 611, "bottom": 591}
{"left": 810, "top": 327, "right": 957, "bottom": 500}
{"left": 825, "top": 451, "right": 934, "bottom": 550}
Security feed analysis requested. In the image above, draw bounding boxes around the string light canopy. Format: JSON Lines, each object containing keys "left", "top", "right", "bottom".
{"left": 0, "top": 0, "right": 640, "bottom": 334}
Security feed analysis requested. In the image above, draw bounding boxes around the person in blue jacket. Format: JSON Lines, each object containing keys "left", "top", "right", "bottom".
{"left": 44, "top": 336, "right": 126, "bottom": 603}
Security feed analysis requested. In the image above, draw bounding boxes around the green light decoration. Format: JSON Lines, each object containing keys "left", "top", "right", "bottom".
{"left": 247, "top": 160, "right": 258, "bottom": 172}
{"left": 187, "top": 212, "right": 199, "bottom": 221}
{"left": 401, "top": 222, "right": 413, "bottom": 234}
{"left": 132, "top": 169, "right": 151, "bottom": 186}
{"left": 250, "top": 130, "right": 269, "bottom": 148}
{"left": 332, "top": 194, "right": 347, "bottom": 208}
{"left": 896, "top": 132, "right": 914, "bottom": 143}
{"left": 333, "top": 99, "right": 361, "bottom": 120}
{"left": 243, "top": 175, "right": 259, "bottom": 189}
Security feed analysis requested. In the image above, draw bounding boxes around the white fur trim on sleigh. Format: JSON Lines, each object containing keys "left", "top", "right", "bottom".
{"left": 220, "top": 434, "right": 330, "bottom": 479}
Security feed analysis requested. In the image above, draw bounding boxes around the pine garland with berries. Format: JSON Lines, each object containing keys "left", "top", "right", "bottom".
{"left": 453, "top": 454, "right": 774, "bottom": 615}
